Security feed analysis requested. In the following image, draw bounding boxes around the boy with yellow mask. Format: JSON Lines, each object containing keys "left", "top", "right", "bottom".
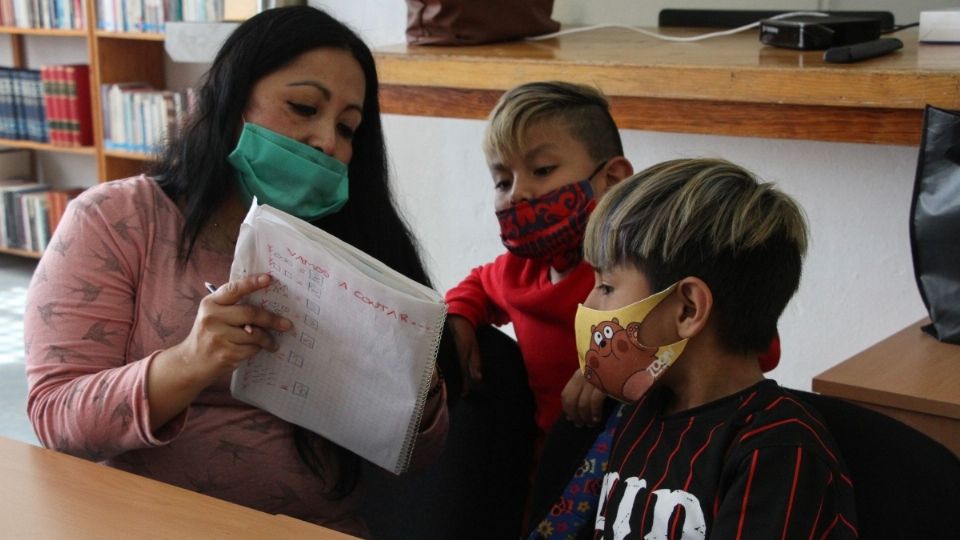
{"left": 577, "top": 159, "right": 857, "bottom": 539}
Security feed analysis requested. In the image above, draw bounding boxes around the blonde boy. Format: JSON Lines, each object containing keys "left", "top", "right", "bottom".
{"left": 445, "top": 81, "right": 634, "bottom": 435}
{"left": 578, "top": 159, "right": 857, "bottom": 538}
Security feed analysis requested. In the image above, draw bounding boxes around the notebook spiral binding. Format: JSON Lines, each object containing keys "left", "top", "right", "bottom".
{"left": 394, "top": 308, "right": 449, "bottom": 474}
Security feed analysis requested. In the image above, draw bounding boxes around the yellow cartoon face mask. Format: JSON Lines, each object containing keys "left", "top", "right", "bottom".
{"left": 574, "top": 283, "right": 688, "bottom": 403}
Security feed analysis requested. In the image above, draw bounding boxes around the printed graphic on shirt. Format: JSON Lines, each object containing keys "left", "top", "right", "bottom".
{"left": 593, "top": 382, "right": 858, "bottom": 540}
{"left": 596, "top": 473, "right": 706, "bottom": 539}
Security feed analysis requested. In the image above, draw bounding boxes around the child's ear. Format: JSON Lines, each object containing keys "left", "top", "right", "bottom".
{"left": 603, "top": 157, "right": 634, "bottom": 187}
{"left": 674, "top": 277, "right": 712, "bottom": 340}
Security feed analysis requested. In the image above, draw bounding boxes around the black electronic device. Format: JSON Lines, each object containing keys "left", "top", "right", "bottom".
{"left": 759, "top": 15, "right": 882, "bottom": 50}
{"left": 659, "top": 9, "right": 895, "bottom": 32}
{"left": 824, "top": 37, "right": 903, "bottom": 63}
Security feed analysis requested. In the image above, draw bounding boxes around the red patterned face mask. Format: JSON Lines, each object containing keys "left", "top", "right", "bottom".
{"left": 496, "top": 178, "right": 598, "bottom": 273}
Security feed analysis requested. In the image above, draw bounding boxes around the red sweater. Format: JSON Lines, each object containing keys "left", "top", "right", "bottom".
{"left": 446, "top": 253, "right": 594, "bottom": 433}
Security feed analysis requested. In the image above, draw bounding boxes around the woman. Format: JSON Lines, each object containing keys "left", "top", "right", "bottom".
{"left": 25, "top": 7, "right": 450, "bottom": 536}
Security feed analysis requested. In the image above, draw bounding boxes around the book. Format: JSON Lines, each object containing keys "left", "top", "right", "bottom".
{"left": 21, "top": 191, "right": 48, "bottom": 251}
{"left": 41, "top": 66, "right": 62, "bottom": 145}
{"left": 104, "top": 82, "right": 151, "bottom": 150}
{"left": 0, "top": 68, "right": 13, "bottom": 139}
{"left": 9, "top": 67, "right": 25, "bottom": 140}
{"left": 63, "top": 65, "right": 92, "bottom": 146}
{"left": 228, "top": 201, "right": 447, "bottom": 474}
{"left": 0, "top": 182, "right": 46, "bottom": 249}
{"left": 45, "top": 186, "right": 84, "bottom": 235}
{"left": 22, "top": 69, "right": 46, "bottom": 142}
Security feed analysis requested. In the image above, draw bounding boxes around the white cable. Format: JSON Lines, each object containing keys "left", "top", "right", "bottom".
{"left": 525, "top": 11, "right": 830, "bottom": 43}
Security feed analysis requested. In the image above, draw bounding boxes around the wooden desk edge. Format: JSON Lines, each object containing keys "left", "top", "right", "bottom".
{"left": 813, "top": 319, "right": 960, "bottom": 420}
{"left": 0, "top": 437, "right": 360, "bottom": 538}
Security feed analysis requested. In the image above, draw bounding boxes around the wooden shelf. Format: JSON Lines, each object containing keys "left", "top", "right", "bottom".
{"left": 0, "top": 139, "right": 96, "bottom": 155}
{"left": 0, "top": 246, "right": 42, "bottom": 259}
{"left": 0, "top": 26, "right": 87, "bottom": 37}
{"left": 374, "top": 27, "right": 960, "bottom": 146}
{"left": 104, "top": 149, "right": 156, "bottom": 161}
{"left": 95, "top": 30, "right": 165, "bottom": 41}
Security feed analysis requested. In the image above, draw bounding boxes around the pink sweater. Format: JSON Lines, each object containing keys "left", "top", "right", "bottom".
{"left": 24, "top": 176, "right": 447, "bottom": 536}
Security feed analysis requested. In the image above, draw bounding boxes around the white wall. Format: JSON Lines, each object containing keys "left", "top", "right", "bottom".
{"left": 382, "top": 120, "right": 927, "bottom": 392}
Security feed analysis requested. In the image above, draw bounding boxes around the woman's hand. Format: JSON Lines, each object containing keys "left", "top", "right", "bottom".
{"left": 148, "top": 273, "right": 293, "bottom": 430}
{"left": 448, "top": 315, "right": 482, "bottom": 396}
{"left": 561, "top": 369, "right": 606, "bottom": 427}
{"left": 181, "top": 274, "right": 292, "bottom": 380}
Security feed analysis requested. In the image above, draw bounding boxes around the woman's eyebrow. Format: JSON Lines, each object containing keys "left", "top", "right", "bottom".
{"left": 287, "top": 80, "right": 363, "bottom": 114}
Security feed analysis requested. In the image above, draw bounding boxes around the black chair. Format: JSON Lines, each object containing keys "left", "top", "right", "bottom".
{"left": 789, "top": 390, "right": 960, "bottom": 540}
{"left": 362, "top": 325, "right": 537, "bottom": 540}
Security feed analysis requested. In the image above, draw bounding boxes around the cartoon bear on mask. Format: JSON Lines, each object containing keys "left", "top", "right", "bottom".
{"left": 583, "top": 318, "right": 659, "bottom": 402}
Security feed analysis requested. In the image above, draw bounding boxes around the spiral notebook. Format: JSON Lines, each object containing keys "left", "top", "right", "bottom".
{"left": 228, "top": 201, "right": 447, "bottom": 474}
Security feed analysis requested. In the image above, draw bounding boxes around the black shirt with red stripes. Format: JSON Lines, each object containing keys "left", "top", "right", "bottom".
{"left": 594, "top": 379, "right": 858, "bottom": 539}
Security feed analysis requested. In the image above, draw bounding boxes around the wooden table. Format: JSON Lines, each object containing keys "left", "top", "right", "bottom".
{"left": 374, "top": 27, "right": 960, "bottom": 146}
{"left": 813, "top": 319, "right": 960, "bottom": 456}
{"left": 0, "top": 436, "right": 359, "bottom": 538}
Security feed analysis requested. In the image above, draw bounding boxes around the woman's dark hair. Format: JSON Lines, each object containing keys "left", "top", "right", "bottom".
{"left": 151, "top": 6, "right": 447, "bottom": 498}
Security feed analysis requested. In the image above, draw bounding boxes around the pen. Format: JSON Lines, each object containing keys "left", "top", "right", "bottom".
{"left": 204, "top": 282, "right": 254, "bottom": 334}
{"left": 823, "top": 37, "right": 903, "bottom": 64}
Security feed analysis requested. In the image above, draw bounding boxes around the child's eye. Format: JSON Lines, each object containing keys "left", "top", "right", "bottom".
{"left": 287, "top": 101, "right": 317, "bottom": 116}
{"left": 533, "top": 165, "right": 557, "bottom": 177}
{"left": 494, "top": 178, "right": 512, "bottom": 191}
{"left": 596, "top": 284, "right": 613, "bottom": 295}
{"left": 337, "top": 123, "right": 356, "bottom": 140}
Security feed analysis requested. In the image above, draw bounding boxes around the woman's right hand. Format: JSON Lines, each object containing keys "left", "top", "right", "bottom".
{"left": 175, "top": 273, "right": 293, "bottom": 384}
{"left": 448, "top": 315, "right": 482, "bottom": 396}
{"left": 148, "top": 273, "right": 292, "bottom": 429}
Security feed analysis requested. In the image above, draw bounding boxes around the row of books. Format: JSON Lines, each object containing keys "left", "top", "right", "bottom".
{"left": 102, "top": 83, "right": 193, "bottom": 155}
{"left": 0, "top": 65, "right": 92, "bottom": 147}
{"left": 97, "top": 0, "right": 224, "bottom": 33}
{"left": 0, "top": 0, "right": 86, "bottom": 29}
{"left": 0, "top": 68, "right": 45, "bottom": 142}
{"left": 0, "top": 149, "right": 84, "bottom": 253}
{"left": 42, "top": 65, "right": 93, "bottom": 146}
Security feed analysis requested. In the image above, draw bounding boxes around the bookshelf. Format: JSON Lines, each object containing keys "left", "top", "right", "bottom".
{"left": 0, "top": 0, "right": 168, "bottom": 258}
{"left": 0, "top": 138, "right": 95, "bottom": 154}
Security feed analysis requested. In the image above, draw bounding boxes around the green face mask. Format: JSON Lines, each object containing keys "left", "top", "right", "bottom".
{"left": 227, "top": 122, "right": 349, "bottom": 221}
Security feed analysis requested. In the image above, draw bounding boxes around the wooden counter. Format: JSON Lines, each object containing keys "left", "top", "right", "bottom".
{"left": 374, "top": 28, "right": 960, "bottom": 146}
{"left": 0, "top": 437, "right": 358, "bottom": 538}
{"left": 813, "top": 319, "right": 960, "bottom": 456}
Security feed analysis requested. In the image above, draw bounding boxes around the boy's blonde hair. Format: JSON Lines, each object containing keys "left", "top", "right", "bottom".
{"left": 584, "top": 158, "right": 808, "bottom": 354}
{"left": 483, "top": 81, "right": 623, "bottom": 163}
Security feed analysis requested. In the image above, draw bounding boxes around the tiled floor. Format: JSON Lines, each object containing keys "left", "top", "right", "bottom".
{"left": 0, "top": 254, "right": 40, "bottom": 445}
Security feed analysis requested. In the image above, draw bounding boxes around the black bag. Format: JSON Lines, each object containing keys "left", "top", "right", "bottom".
{"left": 910, "top": 105, "right": 960, "bottom": 343}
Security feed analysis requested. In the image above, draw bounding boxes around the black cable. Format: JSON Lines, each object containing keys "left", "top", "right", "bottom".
{"left": 885, "top": 22, "right": 919, "bottom": 34}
